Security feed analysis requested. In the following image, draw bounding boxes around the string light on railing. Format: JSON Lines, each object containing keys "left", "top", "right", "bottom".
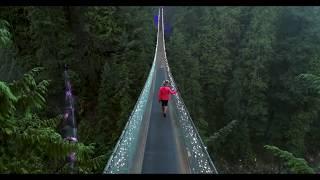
{"left": 104, "top": 39, "right": 157, "bottom": 173}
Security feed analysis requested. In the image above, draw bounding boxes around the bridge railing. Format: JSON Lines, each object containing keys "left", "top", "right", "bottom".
{"left": 103, "top": 8, "right": 160, "bottom": 174}
{"left": 160, "top": 8, "right": 218, "bottom": 174}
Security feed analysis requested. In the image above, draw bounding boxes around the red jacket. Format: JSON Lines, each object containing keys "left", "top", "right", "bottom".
{"left": 158, "top": 86, "right": 176, "bottom": 101}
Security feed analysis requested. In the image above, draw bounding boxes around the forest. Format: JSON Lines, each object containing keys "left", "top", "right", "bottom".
{"left": 0, "top": 6, "right": 320, "bottom": 174}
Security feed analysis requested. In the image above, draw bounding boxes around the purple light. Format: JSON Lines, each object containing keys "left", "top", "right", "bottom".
{"left": 69, "top": 152, "right": 76, "bottom": 161}
{"left": 64, "top": 136, "right": 78, "bottom": 142}
{"left": 63, "top": 66, "right": 78, "bottom": 171}
{"left": 154, "top": 15, "right": 158, "bottom": 28}
{"left": 66, "top": 91, "right": 72, "bottom": 97}
{"left": 64, "top": 112, "right": 69, "bottom": 120}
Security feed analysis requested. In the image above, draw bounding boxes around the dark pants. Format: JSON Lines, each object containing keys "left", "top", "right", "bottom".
{"left": 160, "top": 100, "right": 168, "bottom": 107}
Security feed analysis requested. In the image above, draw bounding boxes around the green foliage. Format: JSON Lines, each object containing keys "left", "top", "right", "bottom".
{"left": 0, "top": 81, "right": 17, "bottom": 119}
{"left": 2, "top": 5, "right": 320, "bottom": 174}
{"left": 167, "top": 6, "right": 320, "bottom": 173}
{"left": 205, "top": 120, "right": 239, "bottom": 151}
{"left": 299, "top": 73, "right": 320, "bottom": 94}
{"left": 0, "top": 6, "right": 156, "bottom": 173}
{"left": 9, "top": 67, "right": 50, "bottom": 118}
{"left": 0, "top": 67, "right": 98, "bottom": 173}
{"left": 84, "top": 7, "right": 155, "bottom": 157}
{"left": 0, "top": 19, "right": 12, "bottom": 47}
{"left": 77, "top": 154, "right": 108, "bottom": 172}
{"left": 264, "top": 145, "right": 314, "bottom": 174}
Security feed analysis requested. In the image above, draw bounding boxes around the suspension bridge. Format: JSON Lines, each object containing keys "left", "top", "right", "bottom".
{"left": 102, "top": 8, "right": 218, "bottom": 174}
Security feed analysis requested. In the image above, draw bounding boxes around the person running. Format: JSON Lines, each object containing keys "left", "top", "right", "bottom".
{"left": 158, "top": 80, "right": 177, "bottom": 117}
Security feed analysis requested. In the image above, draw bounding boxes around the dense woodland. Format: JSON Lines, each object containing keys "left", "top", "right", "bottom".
{"left": 166, "top": 7, "right": 320, "bottom": 173}
{"left": 0, "top": 6, "right": 320, "bottom": 173}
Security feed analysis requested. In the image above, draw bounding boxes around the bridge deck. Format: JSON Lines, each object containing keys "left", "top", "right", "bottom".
{"left": 141, "top": 13, "right": 185, "bottom": 173}
{"left": 141, "top": 62, "right": 183, "bottom": 174}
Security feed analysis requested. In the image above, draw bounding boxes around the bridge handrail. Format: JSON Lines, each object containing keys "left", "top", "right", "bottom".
{"left": 103, "top": 8, "right": 160, "bottom": 174}
{"left": 160, "top": 8, "right": 218, "bottom": 174}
